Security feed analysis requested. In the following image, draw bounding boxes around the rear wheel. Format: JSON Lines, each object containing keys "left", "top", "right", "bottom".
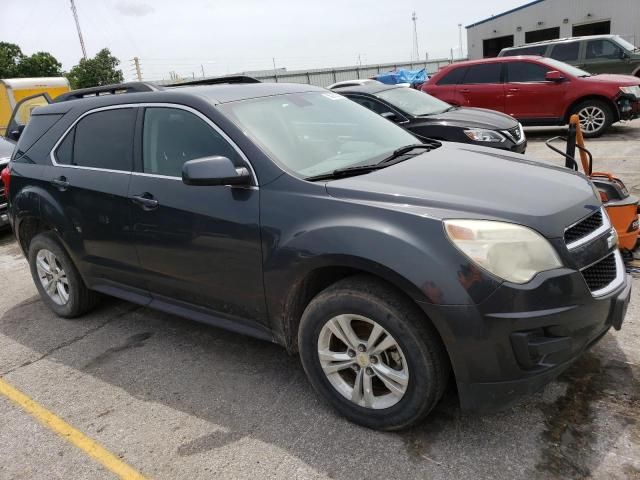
{"left": 572, "top": 100, "right": 614, "bottom": 138}
{"left": 28, "top": 233, "right": 98, "bottom": 318}
{"left": 298, "top": 275, "right": 449, "bottom": 430}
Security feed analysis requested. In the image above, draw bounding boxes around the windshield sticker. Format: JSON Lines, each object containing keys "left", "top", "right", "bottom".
{"left": 322, "top": 92, "right": 345, "bottom": 100}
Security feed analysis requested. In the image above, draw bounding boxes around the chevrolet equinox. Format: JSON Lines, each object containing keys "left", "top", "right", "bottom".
{"left": 1, "top": 81, "right": 632, "bottom": 430}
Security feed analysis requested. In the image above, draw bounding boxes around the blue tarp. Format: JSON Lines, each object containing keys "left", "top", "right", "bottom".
{"left": 375, "top": 68, "right": 428, "bottom": 86}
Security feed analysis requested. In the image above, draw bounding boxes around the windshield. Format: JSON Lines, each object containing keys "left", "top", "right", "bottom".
{"left": 219, "top": 91, "right": 418, "bottom": 178}
{"left": 540, "top": 57, "right": 592, "bottom": 77}
{"left": 615, "top": 36, "right": 638, "bottom": 52}
{"left": 376, "top": 87, "right": 451, "bottom": 116}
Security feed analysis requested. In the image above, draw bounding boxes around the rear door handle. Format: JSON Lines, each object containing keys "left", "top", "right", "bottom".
{"left": 508, "top": 88, "right": 520, "bottom": 93}
{"left": 460, "top": 89, "right": 470, "bottom": 93}
{"left": 131, "top": 193, "right": 159, "bottom": 211}
{"left": 51, "top": 176, "right": 69, "bottom": 191}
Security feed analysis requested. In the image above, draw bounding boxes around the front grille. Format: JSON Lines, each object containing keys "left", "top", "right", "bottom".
{"left": 581, "top": 253, "right": 617, "bottom": 292}
{"left": 564, "top": 210, "right": 603, "bottom": 245}
{"left": 507, "top": 125, "right": 522, "bottom": 142}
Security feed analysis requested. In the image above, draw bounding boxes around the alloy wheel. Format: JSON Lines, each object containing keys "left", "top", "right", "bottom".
{"left": 578, "top": 106, "right": 606, "bottom": 134}
{"left": 36, "top": 249, "right": 70, "bottom": 306}
{"left": 317, "top": 314, "right": 409, "bottom": 409}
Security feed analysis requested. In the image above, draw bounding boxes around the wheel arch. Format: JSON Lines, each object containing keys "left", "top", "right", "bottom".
{"left": 563, "top": 95, "right": 619, "bottom": 123}
{"left": 277, "top": 255, "right": 446, "bottom": 354}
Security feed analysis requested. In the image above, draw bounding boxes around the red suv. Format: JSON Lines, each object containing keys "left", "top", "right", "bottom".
{"left": 423, "top": 56, "right": 640, "bottom": 137}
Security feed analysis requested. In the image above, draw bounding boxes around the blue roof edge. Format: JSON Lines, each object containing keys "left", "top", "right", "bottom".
{"left": 465, "top": 0, "right": 547, "bottom": 29}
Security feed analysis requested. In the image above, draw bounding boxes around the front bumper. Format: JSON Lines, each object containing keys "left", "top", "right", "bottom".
{"left": 617, "top": 94, "right": 640, "bottom": 120}
{"left": 421, "top": 268, "right": 631, "bottom": 413}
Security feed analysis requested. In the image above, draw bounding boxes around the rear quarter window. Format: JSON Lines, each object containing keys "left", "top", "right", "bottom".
{"left": 502, "top": 45, "right": 548, "bottom": 57}
{"left": 436, "top": 67, "right": 467, "bottom": 85}
{"left": 14, "top": 114, "right": 63, "bottom": 163}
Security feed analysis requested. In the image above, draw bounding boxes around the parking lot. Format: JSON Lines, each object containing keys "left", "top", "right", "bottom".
{"left": 1, "top": 123, "right": 639, "bottom": 480}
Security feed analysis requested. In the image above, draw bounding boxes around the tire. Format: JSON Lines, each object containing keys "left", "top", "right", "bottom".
{"left": 298, "top": 275, "right": 449, "bottom": 430}
{"left": 571, "top": 99, "right": 614, "bottom": 138}
{"left": 28, "top": 232, "right": 98, "bottom": 318}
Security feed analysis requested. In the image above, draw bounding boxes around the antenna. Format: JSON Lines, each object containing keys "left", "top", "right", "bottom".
{"left": 411, "top": 11, "right": 419, "bottom": 62}
{"left": 70, "top": 0, "right": 88, "bottom": 60}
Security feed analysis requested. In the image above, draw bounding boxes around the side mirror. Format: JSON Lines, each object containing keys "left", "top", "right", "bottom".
{"left": 182, "top": 156, "right": 251, "bottom": 186}
{"left": 380, "top": 111, "right": 400, "bottom": 122}
{"left": 545, "top": 70, "right": 566, "bottom": 82}
{"left": 7, "top": 124, "right": 25, "bottom": 141}
{"left": 621, "top": 51, "right": 630, "bottom": 60}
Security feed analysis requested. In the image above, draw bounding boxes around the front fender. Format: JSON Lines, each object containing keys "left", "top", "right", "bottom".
{"left": 260, "top": 178, "right": 501, "bottom": 342}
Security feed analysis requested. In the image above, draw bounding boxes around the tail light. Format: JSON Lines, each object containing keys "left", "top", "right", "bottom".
{"left": 1, "top": 166, "right": 10, "bottom": 197}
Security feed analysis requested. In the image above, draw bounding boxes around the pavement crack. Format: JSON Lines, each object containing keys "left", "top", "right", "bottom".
{"left": 0, "top": 305, "right": 143, "bottom": 377}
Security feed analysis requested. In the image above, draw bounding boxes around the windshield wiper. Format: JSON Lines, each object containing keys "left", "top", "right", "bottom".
{"left": 305, "top": 163, "right": 386, "bottom": 181}
{"left": 377, "top": 142, "right": 440, "bottom": 164}
{"left": 305, "top": 142, "right": 441, "bottom": 182}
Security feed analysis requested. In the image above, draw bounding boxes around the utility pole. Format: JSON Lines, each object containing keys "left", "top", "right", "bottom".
{"left": 201, "top": 64, "right": 205, "bottom": 77}
{"left": 272, "top": 57, "right": 278, "bottom": 82}
{"left": 458, "top": 23, "right": 464, "bottom": 59}
{"left": 411, "top": 11, "right": 419, "bottom": 62}
{"left": 133, "top": 57, "right": 142, "bottom": 81}
{"left": 70, "top": 0, "right": 87, "bottom": 60}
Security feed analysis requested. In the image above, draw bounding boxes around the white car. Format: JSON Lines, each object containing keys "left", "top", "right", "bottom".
{"left": 327, "top": 79, "right": 381, "bottom": 90}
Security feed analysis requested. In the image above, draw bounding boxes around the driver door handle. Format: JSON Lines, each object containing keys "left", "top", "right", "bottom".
{"left": 131, "top": 193, "right": 159, "bottom": 211}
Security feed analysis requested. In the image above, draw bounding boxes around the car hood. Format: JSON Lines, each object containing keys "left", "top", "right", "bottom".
{"left": 583, "top": 74, "right": 640, "bottom": 86}
{"left": 325, "top": 143, "right": 598, "bottom": 238}
{"left": 416, "top": 107, "right": 518, "bottom": 130}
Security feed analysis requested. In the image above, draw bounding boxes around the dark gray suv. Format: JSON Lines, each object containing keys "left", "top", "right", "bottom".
{"left": 2, "top": 80, "right": 631, "bottom": 430}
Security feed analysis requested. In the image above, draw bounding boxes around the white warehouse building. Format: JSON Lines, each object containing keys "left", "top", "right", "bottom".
{"left": 466, "top": 0, "right": 640, "bottom": 59}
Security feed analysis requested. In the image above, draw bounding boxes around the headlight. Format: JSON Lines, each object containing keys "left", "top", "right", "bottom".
{"left": 619, "top": 86, "right": 640, "bottom": 98}
{"left": 444, "top": 219, "right": 563, "bottom": 284}
{"left": 464, "top": 128, "right": 506, "bottom": 143}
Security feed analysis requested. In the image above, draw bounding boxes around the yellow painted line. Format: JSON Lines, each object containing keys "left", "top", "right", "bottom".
{"left": 0, "top": 377, "right": 147, "bottom": 480}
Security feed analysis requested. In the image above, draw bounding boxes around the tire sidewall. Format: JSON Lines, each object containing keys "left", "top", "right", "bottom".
{"left": 28, "top": 233, "right": 84, "bottom": 318}
{"left": 299, "top": 288, "right": 440, "bottom": 430}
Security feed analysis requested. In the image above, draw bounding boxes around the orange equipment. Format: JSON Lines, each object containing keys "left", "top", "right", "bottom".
{"left": 547, "top": 115, "right": 639, "bottom": 253}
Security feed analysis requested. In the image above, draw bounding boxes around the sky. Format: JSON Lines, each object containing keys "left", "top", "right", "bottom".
{"left": 1, "top": 0, "right": 528, "bottom": 81}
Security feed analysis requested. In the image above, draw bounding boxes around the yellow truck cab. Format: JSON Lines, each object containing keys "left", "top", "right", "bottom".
{"left": 0, "top": 77, "right": 70, "bottom": 136}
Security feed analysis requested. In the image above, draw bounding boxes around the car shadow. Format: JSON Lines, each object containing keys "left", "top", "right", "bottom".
{"left": 0, "top": 296, "right": 638, "bottom": 479}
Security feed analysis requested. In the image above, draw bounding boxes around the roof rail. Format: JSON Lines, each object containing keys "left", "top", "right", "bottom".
{"left": 54, "top": 82, "right": 161, "bottom": 102}
{"left": 166, "top": 75, "right": 261, "bottom": 87}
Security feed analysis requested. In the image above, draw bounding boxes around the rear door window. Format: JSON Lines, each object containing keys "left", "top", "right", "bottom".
{"left": 436, "top": 67, "right": 467, "bottom": 85}
{"left": 56, "top": 108, "right": 136, "bottom": 171}
{"left": 506, "top": 62, "right": 550, "bottom": 82}
{"left": 461, "top": 64, "right": 502, "bottom": 84}
{"left": 550, "top": 42, "right": 580, "bottom": 62}
{"left": 142, "top": 107, "right": 240, "bottom": 178}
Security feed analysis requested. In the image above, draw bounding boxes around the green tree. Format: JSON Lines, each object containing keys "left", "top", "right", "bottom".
{"left": 66, "top": 48, "right": 124, "bottom": 89}
{"left": 18, "top": 52, "right": 62, "bottom": 77}
{"left": 0, "top": 42, "right": 24, "bottom": 78}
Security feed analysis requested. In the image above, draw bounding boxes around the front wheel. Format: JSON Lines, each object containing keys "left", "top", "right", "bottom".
{"left": 298, "top": 275, "right": 449, "bottom": 430}
{"left": 573, "top": 100, "right": 614, "bottom": 138}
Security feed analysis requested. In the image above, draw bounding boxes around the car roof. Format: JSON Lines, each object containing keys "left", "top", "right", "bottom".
{"left": 441, "top": 56, "right": 543, "bottom": 69}
{"left": 502, "top": 34, "right": 617, "bottom": 50}
{"left": 34, "top": 82, "right": 327, "bottom": 115}
{"left": 331, "top": 83, "right": 404, "bottom": 95}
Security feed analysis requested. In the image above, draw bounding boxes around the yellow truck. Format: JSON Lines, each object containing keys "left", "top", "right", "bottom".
{"left": 0, "top": 77, "right": 70, "bottom": 136}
